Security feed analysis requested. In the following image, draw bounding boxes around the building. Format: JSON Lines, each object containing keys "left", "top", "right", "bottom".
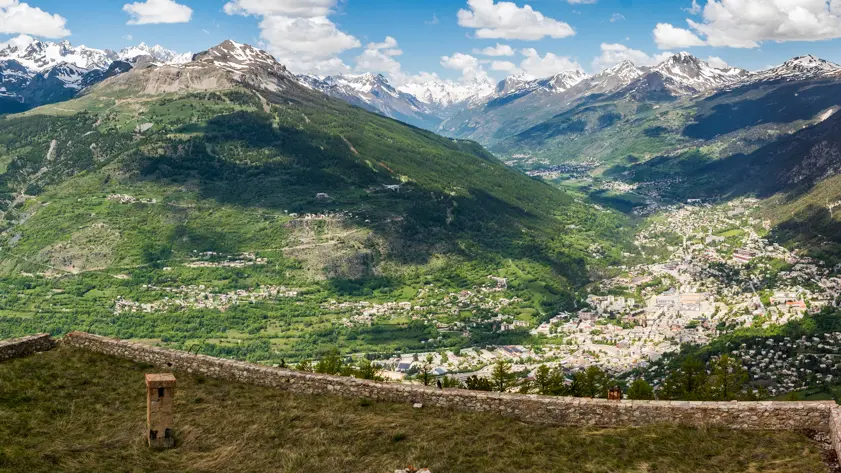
{"left": 145, "top": 373, "right": 176, "bottom": 449}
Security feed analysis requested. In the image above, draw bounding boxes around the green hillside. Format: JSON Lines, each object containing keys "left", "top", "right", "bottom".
{"left": 0, "top": 345, "right": 830, "bottom": 473}
{"left": 0, "top": 52, "right": 631, "bottom": 360}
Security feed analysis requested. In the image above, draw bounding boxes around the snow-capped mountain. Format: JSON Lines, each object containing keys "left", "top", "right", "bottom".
{"left": 749, "top": 55, "right": 841, "bottom": 83}
{"left": 539, "top": 70, "right": 589, "bottom": 93}
{"left": 494, "top": 73, "right": 537, "bottom": 96}
{"left": 397, "top": 78, "right": 495, "bottom": 110}
{"left": 0, "top": 38, "right": 191, "bottom": 113}
{"left": 491, "top": 70, "right": 590, "bottom": 98}
{"left": 190, "top": 40, "right": 298, "bottom": 93}
{"left": 650, "top": 52, "right": 748, "bottom": 95}
{"left": 302, "top": 72, "right": 444, "bottom": 130}
{"left": 117, "top": 42, "right": 192, "bottom": 65}
{"left": 588, "top": 60, "right": 647, "bottom": 92}
{"left": 0, "top": 39, "right": 110, "bottom": 72}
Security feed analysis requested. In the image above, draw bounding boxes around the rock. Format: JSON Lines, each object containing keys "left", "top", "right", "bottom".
{"left": 413, "top": 403, "right": 423, "bottom": 409}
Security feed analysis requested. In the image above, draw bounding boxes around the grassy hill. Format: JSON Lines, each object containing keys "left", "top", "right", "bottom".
{"left": 0, "top": 345, "right": 831, "bottom": 473}
{"left": 0, "top": 43, "right": 632, "bottom": 360}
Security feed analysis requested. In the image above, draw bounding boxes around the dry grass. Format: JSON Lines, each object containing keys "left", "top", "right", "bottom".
{"left": 0, "top": 346, "right": 831, "bottom": 473}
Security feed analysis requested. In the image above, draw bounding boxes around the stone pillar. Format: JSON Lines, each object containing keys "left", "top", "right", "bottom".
{"left": 145, "top": 373, "right": 176, "bottom": 449}
{"left": 608, "top": 386, "right": 622, "bottom": 401}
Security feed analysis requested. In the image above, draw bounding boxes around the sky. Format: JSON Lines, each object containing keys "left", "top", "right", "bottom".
{"left": 4, "top": 0, "right": 841, "bottom": 85}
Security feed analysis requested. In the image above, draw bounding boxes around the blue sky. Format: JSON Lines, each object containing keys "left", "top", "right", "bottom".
{"left": 4, "top": 0, "right": 841, "bottom": 83}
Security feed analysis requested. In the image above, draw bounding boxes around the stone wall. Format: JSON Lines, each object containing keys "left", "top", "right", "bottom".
{"left": 61, "top": 331, "right": 835, "bottom": 432}
{"left": 0, "top": 333, "right": 55, "bottom": 362}
{"left": 830, "top": 407, "right": 841, "bottom": 465}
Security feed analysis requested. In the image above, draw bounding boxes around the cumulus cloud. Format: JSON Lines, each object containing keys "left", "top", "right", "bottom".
{"left": 223, "top": 0, "right": 335, "bottom": 17}
{"left": 0, "top": 33, "right": 34, "bottom": 49}
{"left": 354, "top": 36, "right": 409, "bottom": 83}
{"left": 224, "top": 0, "right": 361, "bottom": 75}
{"left": 610, "top": 13, "right": 625, "bottom": 22}
{"left": 592, "top": 43, "right": 673, "bottom": 71}
{"left": 457, "top": 0, "right": 575, "bottom": 40}
{"left": 657, "top": 0, "right": 841, "bottom": 50}
{"left": 442, "top": 46, "right": 582, "bottom": 81}
{"left": 705, "top": 55, "right": 729, "bottom": 69}
{"left": 258, "top": 15, "right": 359, "bottom": 74}
{"left": 0, "top": 0, "right": 70, "bottom": 38}
{"left": 653, "top": 22, "right": 705, "bottom": 49}
{"left": 519, "top": 48, "right": 581, "bottom": 77}
{"left": 441, "top": 52, "right": 490, "bottom": 81}
{"left": 490, "top": 60, "right": 517, "bottom": 71}
{"left": 123, "top": 0, "right": 192, "bottom": 25}
{"left": 473, "top": 43, "right": 515, "bottom": 56}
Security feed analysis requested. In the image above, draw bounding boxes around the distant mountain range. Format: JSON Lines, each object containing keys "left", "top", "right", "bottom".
{"left": 4, "top": 38, "right": 841, "bottom": 143}
{"left": 0, "top": 40, "right": 191, "bottom": 112}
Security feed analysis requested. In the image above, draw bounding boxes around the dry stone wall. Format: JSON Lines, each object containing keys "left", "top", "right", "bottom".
{"left": 61, "top": 331, "right": 835, "bottom": 432}
{"left": 0, "top": 333, "right": 55, "bottom": 362}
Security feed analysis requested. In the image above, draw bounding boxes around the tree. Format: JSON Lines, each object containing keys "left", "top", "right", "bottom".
{"left": 439, "top": 376, "right": 462, "bottom": 388}
{"left": 659, "top": 356, "right": 709, "bottom": 400}
{"left": 315, "top": 348, "right": 343, "bottom": 375}
{"left": 355, "top": 358, "right": 383, "bottom": 381}
{"left": 534, "top": 364, "right": 566, "bottom": 395}
{"left": 490, "top": 360, "right": 517, "bottom": 392}
{"left": 465, "top": 375, "right": 493, "bottom": 391}
{"left": 417, "top": 355, "right": 434, "bottom": 386}
{"left": 534, "top": 365, "right": 552, "bottom": 395}
{"left": 706, "top": 355, "right": 749, "bottom": 401}
{"left": 627, "top": 379, "right": 655, "bottom": 400}
{"left": 296, "top": 360, "right": 313, "bottom": 372}
{"left": 569, "top": 366, "right": 612, "bottom": 398}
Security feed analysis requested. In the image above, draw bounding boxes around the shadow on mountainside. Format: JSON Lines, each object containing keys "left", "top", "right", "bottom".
{"left": 682, "top": 79, "right": 841, "bottom": 140}
{"left": 611, "top": 106, "right": 841, "bottom": 205}
{"left": 127, "top": 110, "right": 598, "bottom": 286}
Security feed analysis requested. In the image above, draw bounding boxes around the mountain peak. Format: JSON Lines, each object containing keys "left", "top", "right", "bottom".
{"left": 748, "top": 54, "right": 840, "bottom": 83}
{"left": 193, "top": 40, "right": 282, "bottom": 71}
{"left": 781, "top": 55, "right": 838, "bottom": 70}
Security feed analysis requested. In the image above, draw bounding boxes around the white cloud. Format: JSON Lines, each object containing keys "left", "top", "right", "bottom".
{"left": 441, "top": 52, "right": 489, "bottom": 81}
{"left": 123, "top": 0, "right": 192, "bottom": 25}
{"left": 610, "top": 13, "right": 625, "bottom": 22}
{"left": 355, "top": 36, "right": 413, "bottom": 83}
{"left": 659, "top": 0, "right": 841, "bottom": 50}
{"left": 457, "top": 0, "right": 575, "bottom": 40}
{"left": 592, "top": 43, "right": 673, "bottom": 71}
{"left": 0, "top": 33, "right": 34, "bottom": 50}
{"left": 473, "top": 43, "right": 515, "bottom": 56}
{"left": 257, "top": 15, "right": 360, "bottom": 74}
{"left": 366, "top": 36, "right": 401, "bottom": 55}
{"left": 0, "top": 0, "right": 70, "bottom": 38}
{"left": 567, "top": 0, "right": 597, "bottom": 3}
{"left": 686, "top": 0, "right": 701, "bottom": 15}
{"left": 653, "top": 22, "right": 705, "bottom": 49}
{"left": 705, "top": 55, "right": 729, "bottom": 69}
{"left": 490, "top": 60, "right": 517, "bottom": 71}
{"left": 519, "top": 47, "right": 581, "bottom": 77}
{"left": 224, "top": 0, "right": 360, "bottom": 75}
{"left": 223, "top": 0, "right": 335, "bottom": 17}
{"left": 425, "top": 13, "right": 439, "bottom": 25}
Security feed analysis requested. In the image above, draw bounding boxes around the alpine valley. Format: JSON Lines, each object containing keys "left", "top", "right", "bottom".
{"left": 5, "top": 37, "right": 841, "bottom": 405}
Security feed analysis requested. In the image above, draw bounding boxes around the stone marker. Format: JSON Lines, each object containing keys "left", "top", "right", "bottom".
{"left": 145, "top": 373, "right": 176, "bottom": 449}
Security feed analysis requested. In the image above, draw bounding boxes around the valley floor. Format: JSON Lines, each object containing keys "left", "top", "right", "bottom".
{"left": 0, "top": 346, "right": 833, "bottom": 473}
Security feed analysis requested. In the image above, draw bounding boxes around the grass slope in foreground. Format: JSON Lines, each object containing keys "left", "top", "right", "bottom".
{"left": 0, "top": 346, "right": 832, "bottom": 473}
